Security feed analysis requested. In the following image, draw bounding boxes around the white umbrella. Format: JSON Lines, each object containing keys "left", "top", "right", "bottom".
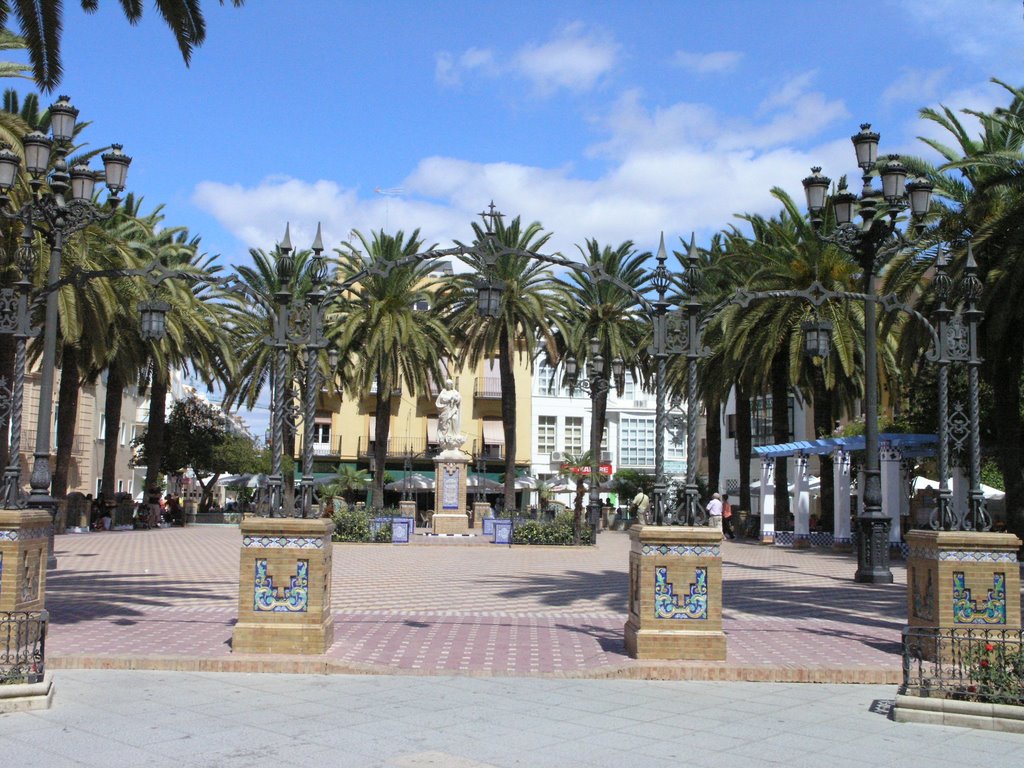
{"left": 514, "top": 476, "right": 539, "bottom": 490}
{"left": 385, "top": 473, "right": 435, "bottom": 492}
{"left": 466, "top": 475, "right": 503, "bottom": 491}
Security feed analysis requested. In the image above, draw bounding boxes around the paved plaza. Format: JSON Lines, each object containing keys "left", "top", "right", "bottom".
{"left": 44, "top": 526, "right": 910, "bottom": 680}
{"left": 5, "top": 670, "right": 1024, "bottom": 768}
{"left": 2, "top": 526, "right": 1022, "bottom": 766}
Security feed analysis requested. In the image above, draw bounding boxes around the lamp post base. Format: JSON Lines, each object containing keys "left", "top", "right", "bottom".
{"left": 854, "top": 515, "right": 893, "bottom": 584}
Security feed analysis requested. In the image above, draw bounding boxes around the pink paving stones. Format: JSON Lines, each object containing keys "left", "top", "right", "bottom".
{"left": 43, "top": 526, "right": 1017, "bottom": 681}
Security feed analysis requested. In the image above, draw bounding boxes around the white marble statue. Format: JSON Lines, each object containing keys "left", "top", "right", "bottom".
{"left": 435, "top": 378, "right": 465, "bottom": 450}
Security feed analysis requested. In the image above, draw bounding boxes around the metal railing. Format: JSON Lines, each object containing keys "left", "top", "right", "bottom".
{"left": 901, "top": 626, "right": 1024, "bottom": 706}
{"left": 1, "top": 610, "right": 47, "bottom": 685}
{"left": 357, "top": 436, "right": 437, "bottom": 458}
{"left": 474, "top": 377, "right": 502, "bottom": 399}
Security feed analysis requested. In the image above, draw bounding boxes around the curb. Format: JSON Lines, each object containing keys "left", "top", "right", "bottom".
{"left": 47, "top": 654, "right": 901, "bottom": 684}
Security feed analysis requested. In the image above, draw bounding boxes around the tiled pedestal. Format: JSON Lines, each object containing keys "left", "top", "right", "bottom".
{"left": 434, "top": 451, "right": 470, "bottom": 535}
{"left": 624, "top": 525, "right": 726, "bottom": 660}
{"left": 232, "top": 518, "right": 334, "bottom": 655}
{"left": 0, "top": 510, "right": 50, "bottom": 612}
{"left": 906, "top": 530, "right": 1021, "bottom": 659}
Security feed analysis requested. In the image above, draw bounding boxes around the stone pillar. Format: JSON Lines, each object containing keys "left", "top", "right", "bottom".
{"left": 624, "top": 525, "right": 726, "bottom": 660}
{"left": 759, "top": 458, "right": 775, "bottom": 544}
{"left": 906, "top": 530, "right": 1022, "bottom": 659}
{"left": 880, "top": 440, "right": 903, "bottom": 546}
{"left": 0, "top": 510, "right": 50, "bottom": 613}
{"left": 398, "top": 500, "right": 417, "bottom": 525}
{"left": 793, "top": 453, "right": 810, "bottom": 549}
{"left": 832, "top": 449, "right": 852, "bottom": 550}
{"left": 433, "top": 450, "right": 470, "bottom": 534}
{"left": 471, "top": 501, "right": 490, "bottom": 531}
{"left": 232, "top": 517, "right": 334, "bottom": 655}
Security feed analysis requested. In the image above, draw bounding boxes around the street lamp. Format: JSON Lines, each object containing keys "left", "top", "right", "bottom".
{"left": 0, "top": 96, "right": 131, "bottom": 564}
{"left": 565, "top": 337, "right": 622, "bottom": 541}
{"left": 266, "top": 223, "right": 338, "bottom": 518}
{"left": 802, "top": 122, "right": 932, "bottom": 584}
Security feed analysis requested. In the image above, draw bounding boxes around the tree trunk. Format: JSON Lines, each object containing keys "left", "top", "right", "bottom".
{"left": 371, "top": 371, "right": 393, "bottom": 508}
{"left": 771, "top": 347, "right": 790, "bottom": 525}
{"left": 52, "top": 343, "right": 80, "bottom": 500}
{"left": 812, "top": 365, "right": 834, "bottom": 531}
{"left": 143, "top": 367, "right": 169, "bottom": 505}
{"left": 990, "top": 346, "right": 1024, "bottom": 545}
{"left": 498, "top": 333, "right": 517, "bottom": 513}
{"left": 706, "top": 397, "right": 722, "bottom": 494}
{"left": 100, "top": 367, "right": 124, "bottom": 506}
{"left": 736, "top": 382, "right": 753, "bottom": 514}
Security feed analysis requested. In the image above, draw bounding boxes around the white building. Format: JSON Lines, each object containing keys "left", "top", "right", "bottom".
{"left": 529, "top": 358, "right": 686, "bottom": 509}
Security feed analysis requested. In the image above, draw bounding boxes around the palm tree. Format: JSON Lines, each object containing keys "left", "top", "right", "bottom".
{"left": 557, "top": 450, "right": 606, "bottom": 543}
{"left": 0, "top": 1, "right": 246, "bottom": 91}
{"left": 331, "top": 229, "right": 451, "bottom": 507}
{"left": 445, "top": 214, "right": 559, "bottom": 512}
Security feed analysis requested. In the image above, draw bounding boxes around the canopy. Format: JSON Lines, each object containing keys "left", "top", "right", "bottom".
{"left": 912, "top": 476, "right": 1005, "bottom": 500}
{"left": 466, "top": 475, "right": 503, "bottom": 491}
{"left": 754, "top": 434, "right": 937, "bottom": 458}
{"left": 483, "top": 419, "right": 504, "bottom": 445}
{"left": 385, "top": 473, "right": 435, "bottom": 491}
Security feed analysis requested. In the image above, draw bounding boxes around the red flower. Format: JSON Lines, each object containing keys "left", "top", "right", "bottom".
{"left": 980, "top": 659, "right": 990, "bottom": 668}
{"left": 985, "top": 643, "right": 995, "bottom": 652}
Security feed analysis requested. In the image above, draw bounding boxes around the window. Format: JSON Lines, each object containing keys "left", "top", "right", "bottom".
{"left": 119, "top": 421, "right": 127, "bottom": 446}
{"left": 564, "top": 416, "right": 584, "bottom": 454}
{"left": 751, "top": 395, "right": 795, "bottom": 448}
{"left": 536, "top": 360, "right": 558, "bottom": 396}
{"left": 117, "top": 479, "right": 124, "bottom": 493}
{"left": 619, "top": 417, "right": 655, "bottom": 467}
{"left": 537, "top": 416, "right": 556, "bottom": 454}
{"left": 726, "top": 414, "right": 737, "bottom": 439}
{"left": 98, "top": 414, "right": 106, "bottom": 440}
{"left": 412, "top": 299, "right": 429, "bottom": 311}
{"left": 313, "top": 423, "right": 331, "bottom": 455}
{"left": 621, "top": 372, "right": 635, "bottom": 401}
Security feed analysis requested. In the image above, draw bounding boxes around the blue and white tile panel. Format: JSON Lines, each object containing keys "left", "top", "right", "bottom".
{"left": 907, "top": 547, "right": 1018, "bottom": 563}
{"left": 242, "top": 535, "right": 324, "bottom": 549}
{"left": 0, "top": 527, "right": 48, "bottom": 542}
{"left": 641, "top": 544, "right": 721, "bottom": 558}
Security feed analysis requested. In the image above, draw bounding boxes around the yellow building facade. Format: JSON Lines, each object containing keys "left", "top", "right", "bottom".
{"left": 302, "top": 355, "right": 534, "bottom": 483}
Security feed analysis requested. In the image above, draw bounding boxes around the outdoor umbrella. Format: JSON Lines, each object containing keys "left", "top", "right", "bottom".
{"left": 385, "top": 473, "right": 435, "bottom": 492}
{"left": 466, "top": 475, "right": 503, "bottom": 492}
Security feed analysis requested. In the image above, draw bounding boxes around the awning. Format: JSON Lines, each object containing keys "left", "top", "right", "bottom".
{"left": 483, "top": 420, "right": 504, "bottom": 445}
{"left": 753, "top": 434, "right": 937, "bottom": 458}
{"left": 368, "top": 419, "right": 376, "bottom": 440}
{"left": 427, "top": 417, "right": 438, "bottom": 442}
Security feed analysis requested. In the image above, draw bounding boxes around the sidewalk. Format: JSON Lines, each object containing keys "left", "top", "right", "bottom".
{"left": 44, "top": 526, "right": 912, "bottom": 681}
{"left": 2, "top": 670, "right": 1021, "bottom": 767}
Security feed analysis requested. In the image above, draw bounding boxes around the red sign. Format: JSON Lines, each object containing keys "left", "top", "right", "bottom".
{"left": 567, "top": 463, "right": 613, "bottom": 476}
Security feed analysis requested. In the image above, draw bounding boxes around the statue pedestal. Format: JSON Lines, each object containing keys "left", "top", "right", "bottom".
{"left": 906, "top": 530, "right": 1021, "bottom": 660}
{"left": 0, "top": 510, "right": 50, "bottom": 613}
{"left": 433, "top": 450, "right": 470, "bottom": 534}
{"left": 232, "top": 517, "right": 334, "bottom": 655}
{"left": 471, "top": 502, "right": 490, "bottom": 531}
{"left": 624, "top": 525, "right": 726, "bottom": 660}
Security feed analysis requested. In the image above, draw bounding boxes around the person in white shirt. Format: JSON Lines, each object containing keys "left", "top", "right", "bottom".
{"left": 631, "top": 490, "right": 651, "bottom": 524}
{"left": 706, "top": 492, "right": 723, "bottom": 529}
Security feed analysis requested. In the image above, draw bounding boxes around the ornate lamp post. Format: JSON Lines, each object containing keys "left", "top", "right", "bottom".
{"left": 0, "top": 97, "right": 130, "bottom": 565}
{"left": 802, "top": 123, "right": 932, "bottom": 583}
{"left": 565, "top": 337, "right": 623, "bottom": 541}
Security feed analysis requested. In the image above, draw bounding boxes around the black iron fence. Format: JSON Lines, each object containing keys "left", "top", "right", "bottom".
{"left": 1, "top": 610, "right": 47, "bottom": 685}
{"left": 901, "top": 626, "right": 1024, "bottom": 706}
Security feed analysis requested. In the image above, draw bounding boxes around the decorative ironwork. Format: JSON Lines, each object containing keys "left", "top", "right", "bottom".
{"left": 0, "top": 610, "right": 47, "bottom": 684}
{"left": 902, "top": 626, "right": 1024, "bottom": 706}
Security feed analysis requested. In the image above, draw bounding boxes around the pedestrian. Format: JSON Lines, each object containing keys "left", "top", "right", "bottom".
{"left": 721, "top": 493, "right": 736, "bottom": 540}
{"left": 631, "top": 489, "right": 651, "bottom": 524}
{"left": 706, "top": 492, "right": 723, "bottom": 530}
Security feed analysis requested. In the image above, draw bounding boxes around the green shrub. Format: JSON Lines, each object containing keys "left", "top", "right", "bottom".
{"left": 331, "top": 507, "right": 371, "bottom": 541}
{"left": 511, "top": 512, "right": 592, "bottom": 545}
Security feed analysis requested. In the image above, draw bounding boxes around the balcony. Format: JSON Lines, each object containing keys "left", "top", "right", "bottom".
{"left": 475, "top": 377, "right": 502, "bottom": 400}
{"left": 311, "top": 434, "right": 343, "bottom": 456}
{"left": 368, "top": 382, "right": 402, "bottom": 397}
{"left": 357, "top": 436, "right": 438, "bottom": 459}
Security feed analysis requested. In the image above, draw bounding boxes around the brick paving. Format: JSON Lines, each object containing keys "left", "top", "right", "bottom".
{"left": 42, "top": 525, "right": 984, "bottom": 681}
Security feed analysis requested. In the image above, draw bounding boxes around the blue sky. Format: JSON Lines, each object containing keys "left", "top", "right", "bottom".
{"left": 11, "top": 0, "right": 1024, "bottom": 433}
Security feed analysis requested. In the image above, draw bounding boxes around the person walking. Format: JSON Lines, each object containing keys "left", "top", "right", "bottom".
{"left": 721, "top": 493, "right": 736, "bottom": 540}
{"left": 706, "top": 492, "right": 723, "bottom": 530}
{"left": 631, "top": 489, "right": 651, "bottom": 524}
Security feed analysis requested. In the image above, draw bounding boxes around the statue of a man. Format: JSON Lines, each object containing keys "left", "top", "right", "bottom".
{"left": 435, "top": 378, "right": 463, "bottom": 449}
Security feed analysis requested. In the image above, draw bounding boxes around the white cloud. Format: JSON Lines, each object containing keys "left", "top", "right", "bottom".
{"left": 672, "top": 49, "right": 742, "bottom": 74}
{"left": 513, "top": 22, "right": 618, "bottom": 94}
{"left": 434, "top": 22, "right": 617, "bottom": 94}
{"left": 882, "top": 68, "right": 950, "bottom": 107}
{"left": 898, "top": 0, "right": 1024, "bottom": 64}
{"left": 194, "top": 75, "right": 853, "bottom": 259}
